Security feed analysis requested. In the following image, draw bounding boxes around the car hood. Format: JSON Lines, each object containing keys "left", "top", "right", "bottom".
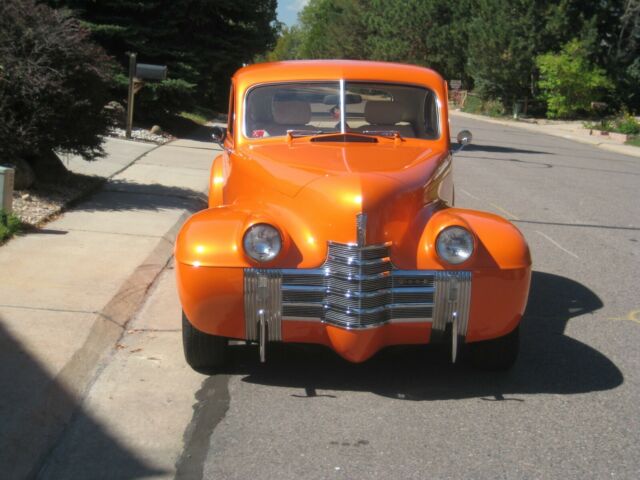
{"left": 236, "top": 141, "right": 445, "bottom": 198}
{"left": 231, "top": 141, "right": 451, "bottom": 249}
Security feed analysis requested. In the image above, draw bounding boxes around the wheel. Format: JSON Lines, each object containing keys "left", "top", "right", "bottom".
{"left": 182, "top": 311, "right": 228, "bottom": 370}
{"left": 467, "top": 326, "right": 519, "bottom": 371}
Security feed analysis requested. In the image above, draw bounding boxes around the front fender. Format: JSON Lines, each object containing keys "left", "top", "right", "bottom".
{"left": 175, "top": 207, "right": 250, "bottom": 268}
{"left": 417, "top": 208, "right": 532, "bottom": 342}
{"left": 417, "top": 207, "right": 531, "bottom": 270}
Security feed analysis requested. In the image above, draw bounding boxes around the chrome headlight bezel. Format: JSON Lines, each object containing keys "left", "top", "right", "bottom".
{"left": 436, "top": 226, "right": 474, "bottom": 265}
{"left": 243, "top": 223, "right": 282, "bottom": 263}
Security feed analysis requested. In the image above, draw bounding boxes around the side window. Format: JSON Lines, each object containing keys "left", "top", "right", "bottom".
{"left": 227, "top": 84, "right": 234, "bottom": 138}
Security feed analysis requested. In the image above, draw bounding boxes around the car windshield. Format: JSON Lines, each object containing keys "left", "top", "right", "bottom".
{"left": 244, "top": 81, "right": 439, "bottom": 140}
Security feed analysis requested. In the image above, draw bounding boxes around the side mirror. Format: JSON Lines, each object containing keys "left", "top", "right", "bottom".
{"left": 454, "top": 130, "right": 472, "bottom": 153}
{"left": 211, "top": 126, "right": 227, "bottom": 146}
{"left": 456, "top": 129, "right": 472, "bottom": 146}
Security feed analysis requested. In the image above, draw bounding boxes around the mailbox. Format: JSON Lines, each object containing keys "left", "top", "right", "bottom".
{"left": 135, "top": 63, "right": 168, "bottom": 81}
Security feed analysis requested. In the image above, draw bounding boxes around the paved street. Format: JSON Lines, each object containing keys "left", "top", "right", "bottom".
{"left": 8, "top": 118, "right": 640, "bottom": 479}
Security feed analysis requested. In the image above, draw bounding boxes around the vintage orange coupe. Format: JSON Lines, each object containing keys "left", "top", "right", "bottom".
{"left": 176, "top": 60, "right": 531, "bottom": 371}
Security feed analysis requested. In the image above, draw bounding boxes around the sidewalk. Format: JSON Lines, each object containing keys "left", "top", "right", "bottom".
{"left": 451, "top": 110, "right": 640, "bottom": 159}
{"left": 0, "top": 132, "right": 218, "bottom": 478}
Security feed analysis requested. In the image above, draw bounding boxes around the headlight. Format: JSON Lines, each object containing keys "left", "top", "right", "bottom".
{"left": 243, "top": 224, "right": 282, "bottom": 262}
{"left": 436, "top": 226, "right": 474, "bottom": 264}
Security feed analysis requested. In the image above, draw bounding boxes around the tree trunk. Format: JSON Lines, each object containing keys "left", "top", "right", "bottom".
{"left": 27, "top": 150, "right": 70, "bottom": 185}
{"left": 11, "top": 157, "right": 36, "bottom": 190}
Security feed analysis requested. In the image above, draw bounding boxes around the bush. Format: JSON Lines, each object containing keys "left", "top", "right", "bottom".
{"left": 536, "top": 39, "right": 611, "bottom": 119}
{"left": 462, "top": 94, "right": 506, "bottom": 117}
{"left": 0, "top": 0, "right": 114, "bottom": 178}
{"left": 112, "top": 74, "right": 196, "bottom": 123}
{"left": 585, "top": 112, "right": 640, "bottom": 135}
{"left": 0, "top": 210, "right": 22, "bottom": 243}
{"left": 616, "top": 113, "right": 640, "bottom": 135}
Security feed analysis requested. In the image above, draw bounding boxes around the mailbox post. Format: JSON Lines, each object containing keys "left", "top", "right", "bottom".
{"left": 126, "top": 53, "right": 137, "bottom": 139}
{"left": 125, "top": 53, "right": 168, "bottom": 139}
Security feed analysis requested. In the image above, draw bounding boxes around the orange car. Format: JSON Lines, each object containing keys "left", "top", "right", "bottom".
{"left": 176, "top": 60, "right": 531, "bottom": 371}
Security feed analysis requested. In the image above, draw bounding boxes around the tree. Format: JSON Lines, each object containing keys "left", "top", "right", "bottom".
{"left": 536, "top": 39, "right": 610, "bottom": 118}
{"left": 297, "top": 0, "right": 369, "bottom": 59}
{"left": 365, "top": 0, "right": 471, "bottom": 83}
{"left": 265, "top": 26, "right": 305, "bottom": 61}
{"left": 542, "top": 0, "right": 640, "bottom": 111}
{"left": 0, "top": 0, "right": 114, "bottom": 184}
{"left": 466, "top": 0, "right": 541, "bottom": 110}
{"left": 46, "top": 0, "right": 279, "bottom": 112}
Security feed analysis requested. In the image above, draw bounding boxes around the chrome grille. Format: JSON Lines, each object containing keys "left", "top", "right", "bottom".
{"left": 244, "top": 242, "right": 472, "bottom": 335}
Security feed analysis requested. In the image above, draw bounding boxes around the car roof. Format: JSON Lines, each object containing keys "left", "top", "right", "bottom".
{"left": 233, "top": 60, "right": 445, "bottom": 91}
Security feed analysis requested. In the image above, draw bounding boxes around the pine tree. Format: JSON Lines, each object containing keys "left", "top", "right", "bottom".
{"left": 46, "top": 0, "right": 278, "bottom": 111}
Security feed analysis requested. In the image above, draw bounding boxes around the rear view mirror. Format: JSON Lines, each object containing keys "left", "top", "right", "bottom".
{"left": 322, "top": 94, "right": 363, "bottom": 105}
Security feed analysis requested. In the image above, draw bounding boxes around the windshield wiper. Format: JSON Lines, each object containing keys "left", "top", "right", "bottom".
{"left": 286, "top": 129, "right": 324, "bottom": 138}
{"left": 359, "top": 129, "right": 403, "bottom": 139}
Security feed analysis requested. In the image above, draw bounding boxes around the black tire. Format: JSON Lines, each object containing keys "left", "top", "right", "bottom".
{"left": 182, "top": 311, "right": 228, "bottom": 370}
{"left": 467, "top": 326, "right": 519, "bottom": 371}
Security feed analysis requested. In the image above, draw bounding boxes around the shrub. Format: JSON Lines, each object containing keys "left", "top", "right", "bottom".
{"left": 584, "top": 112, "right": 640, "bottom": 135}
{"left": 462, "top": 94, "right": 506, "bottom": 117}
{"left": 536, "top": 39, "right": 611, "bottom": 119}
{"left": 462, "top": 95, "right": 483, "bottom": 114}
{"left": 0, "top": 210, "right": 22, "bottom": 242}
{"left": 112, "top": 74, "right": 196, "bottom": 123}
{"left": 0, "top": 0, "right": 114, "bottom": 179}
{"left": 616, "top": 112, "right": 640, "bottom": 135}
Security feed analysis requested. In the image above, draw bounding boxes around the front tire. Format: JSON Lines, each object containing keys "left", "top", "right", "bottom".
{"left": 467, "top": 326, "right": 519, "bottom": 371}
{"left": 182, "top": 311, "right": 228, "bottom": 370}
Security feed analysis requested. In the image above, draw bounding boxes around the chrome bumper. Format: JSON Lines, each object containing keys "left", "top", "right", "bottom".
{"left": 244, "top": 242, "right": 471, "bottom": 343}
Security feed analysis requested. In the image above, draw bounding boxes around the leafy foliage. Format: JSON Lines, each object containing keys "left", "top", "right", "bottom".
{"left": 0, "top": 0, "right": 113, "bottom": 165}
{"left": 365, "top": 0, "right": 471, "bottom": 83}
{"left": 265, "top": 26, "right": 305, "bottom": 62}
{"left": 466, "top": 0, "right": 542, "bottom": 109}
{"left": 265, "top": 0, "right": 639, "bottom": 117}
{"left": 536, "top": 39, "right": 610, "bottom": 118}
{"left": 47, "top": 0, "right": 279, "bottom": 111}
{"left": 585, "top": 112, "right": 640, "bottom": 135}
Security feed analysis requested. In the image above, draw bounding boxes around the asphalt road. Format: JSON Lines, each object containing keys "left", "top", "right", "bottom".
{"left": 40, "top": 117, "right": 640, "bottom": 479}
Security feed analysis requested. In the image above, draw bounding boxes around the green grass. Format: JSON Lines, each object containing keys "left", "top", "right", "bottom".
{"left": 625, "top": 136, "right": 640, "bottom": 147}
{"left": 179, "top": 106, "right": 218, "bottom": 125}
{"left": 0, "top": 210, "right": 22, "bottom": 243}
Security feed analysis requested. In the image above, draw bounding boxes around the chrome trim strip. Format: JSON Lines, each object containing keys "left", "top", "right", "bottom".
{"left": 327, "top": 241, "right": 393, "bottom": 250}
{"left": 326, "top": 255, "right": 390, "bottom": 266}
{"left": 282, "top": 285, "right": 326, "bottom": 292}
{"left": 282, "top": 316, "right": 322, "bottom": 322}
{"left": 339, "top": 79, "right": 346, "bottom": 133}
{"left": 432, "top": 271, "right": 472, "bottom": 338}
{"left": 244, "top": 269, "right": 283, "bottom": 341}
{"left": 356, "top": 213, "right": 367, "bottom": 246}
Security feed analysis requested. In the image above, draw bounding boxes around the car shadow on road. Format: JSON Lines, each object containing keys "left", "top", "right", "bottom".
{"left": 226, "top": 271, "right": 622, "bottom": 401}
{"left": 0, "top": 321, "right": 166, "bottom": 478}
{"left": 453, "top": 143, "right": 550, "bottom": 155}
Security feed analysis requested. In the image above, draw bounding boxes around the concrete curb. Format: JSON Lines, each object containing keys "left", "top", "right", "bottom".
{"left": 451, "top": 110, "right": 640, "bottom": 159}
{"left": 11, "top": 208, "right": 198, "bottom": 478}
{"left": 15, "top": 208, "right": 199, "bottom": 480}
